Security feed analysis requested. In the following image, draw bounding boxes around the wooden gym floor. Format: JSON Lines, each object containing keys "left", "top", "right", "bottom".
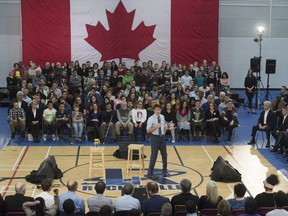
{"left": 0, "top": 145, "right": 287, "bottom": 204}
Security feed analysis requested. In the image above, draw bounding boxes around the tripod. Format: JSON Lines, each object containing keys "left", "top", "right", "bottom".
{"left": 263, "top": 72, "right": 273, "bottom": 101}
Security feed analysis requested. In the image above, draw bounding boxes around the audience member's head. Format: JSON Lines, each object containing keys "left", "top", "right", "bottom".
{"left": 41, "top": 178, "right": 52, "bottom": 192}
{"left": 234, "top": 183, "right": 246, "bottom": 198}
{"left": 180, "top": 179, "right": 192, "bottom": 193}
{"left": 263, "top": 101, "right": 271, "bottom": 111}
{"left": 63, "top": 199, "right": 75, "bottom": 214}
{"left": 99, "top": 205, "right": 113, "bottom": 216}
{"left": 123, "top": 182, "right": 134, "bottom": 195}
{"left": 95, "top": 181, "right": 106, "bottom": 194}
{"left": 15, "top": 182, "right": 26, "bottom": 194}
{"left": 217, "top": 199, "right": 231, "bottom": 216}
{"left": 128, "top": 209, "right": 141, "bottom": 216}
{"left": 206, "top": 180, "right": 219, "bottom": 205}
{"left": 274, "top": 190, "right": 288, "bottom": 208}
{"left": 161, "top": 203, "right": 172, "bottom": 216}
{"left": 244, "top": 197, "right": 258, "bottom": 215}
{"left": 263, "top": 174, "right": 279, "bottom": 191}
{"left": 146, "top": 182, "right": 159, "bottom": 196}
{"left": 67, "top": 180, "right": 78, "bottom": 192}
{"left": 185, "top": 200, "right": 197, "bottom": 214}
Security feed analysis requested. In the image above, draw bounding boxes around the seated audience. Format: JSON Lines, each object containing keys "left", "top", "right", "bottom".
{"left": 99, "top": 205, "right": 113, "bottom": 216}
{"left": 0, "top": 194, "right": 4, "bottom": 216}
{"left": 87, "top": 181, "right": 113, "bottom": 212}
{"left": 228, "top": 183, "right": 248, "bottom": 210}
{"left": 100, "top": 103, "right": 117, "bottom": 143}
{"left": 271, "top": 107, "right": 288, "bottom": 154}
{"left": 280, "top": 86, "right": 288, "bottom": 106}
{"left": 59, "top": 180, "right": 85, "bottom": 215}
{"left": 266, "top": 190, "right": 288, "bottom": 216}
{"left": 87, "top": 103, "right": 102, "bottom": 141}
{"left": 220, "top": 72, "right": 230, "bottom": 94}
{"left": 43, "top": 100, "right": 57, "bottom": 141}
{"left": 142, "top": 182, "right": 170, "bottom": 216}
{"left": 248, "top": 101, "right": 276, "bottom": 147}
{"left": 240, "top": 197, "right": 260, "bottom": 216}
{"left": 199, "top": 180, "right": 223, "bottom": 210}
{"left": 161, "top": 203, "right": 172, "bottom": 216}
{"left": 8, "top": 100, "right": 26, "bottom": 139}
{"left": 171, "top": 179, "right": 199, "bottom": 211}
{"left": 5, "top": 182, "right": 33, "bottom": 212}
{"left": 191, "top": 99, "right": 205, "bottom": 138}
{"left": 176, "top": 100, "right": 191, "bottom": 141}
{"left": 185, "top": 200, "right": 197, "bottom": 216}
{"left": 115, "top": 101, "right": 133, "bottom": 141}
{"left": 114, "top": 182, "right": 140, "bottom": 212}
{"left": 34, "top": 179, "right": 55, "bottom": 208}
{"left": 162, "top": 102, "right": 176, "bottom": 142}
{"left": 221, "top": 99, "right": 240, "bottom": 141}
{"left": 72, "top": 105, "right": 84, "bottom": 143}
{"left": 255, "top": 174, "right": 280, "bottom": 208}
{"left": 22, "top": 197, "right": 59, "bottom": 216}
{"left": 56, "top": 102, "right": 72, "bottom": 143}
{"left": 60, "top": 199, "right": 82, "bottom": 216}
{"left": 216, "top": 199, "right": 231, "bottom": 216}
{"left": 132, "top": 100, "right": 147, "bottom": 142}
{"left": 26, "top": 100, "right": 42, "bottom": 142}
{"left": 205, "top": 102, "right": 221, "bottom": 143}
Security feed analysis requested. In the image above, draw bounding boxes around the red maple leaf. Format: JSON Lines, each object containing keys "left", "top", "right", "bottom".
{"left": 85, "top": 1, "right": 156, "bottom": 62}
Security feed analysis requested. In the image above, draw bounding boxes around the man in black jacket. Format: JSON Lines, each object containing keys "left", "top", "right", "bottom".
{"left": 5, "top": 182, "right": 33, "bottom": 213}
{"left": 100, "top": 103, "right": 117, "bottom": 143}
{"left": 271, "top": 107, "right": 288, "bottom": 153}
{"left": 248, "top": 101, "right": 276, "bottom": 147}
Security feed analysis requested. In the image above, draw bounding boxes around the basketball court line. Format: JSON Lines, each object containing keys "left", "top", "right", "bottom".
{"left": 2, "top": 146, "right": 29, "bottom": 197}
{"left": 201, "top": 145, "right": 214, "bottom": 163}
{"left": 12, "top": 146, "right": 26, "bottom": 170}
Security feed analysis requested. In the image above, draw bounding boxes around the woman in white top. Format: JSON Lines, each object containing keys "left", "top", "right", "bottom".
{"left": 132, "top": 101, "right": 147, "bottom": 141}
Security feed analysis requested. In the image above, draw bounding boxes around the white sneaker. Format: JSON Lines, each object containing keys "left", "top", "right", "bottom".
{"left": 43, "top": 134, "right": 47, "bottom": 141}
{"left": 172, "top": 140, "right": 176, "bottom": 143}
{"left": 52, "top": 134, "right": 56, "bottom": 141}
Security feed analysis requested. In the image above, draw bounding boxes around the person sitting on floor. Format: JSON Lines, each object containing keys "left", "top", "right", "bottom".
{"left": 247, "top": 101, "right": 276, "bottom": 148}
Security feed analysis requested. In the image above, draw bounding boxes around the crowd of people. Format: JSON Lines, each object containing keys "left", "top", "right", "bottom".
{"left": 6, "top": 59, "right": 288, "bottom": 159}
{"left": 6, "top": 59, "right": 242, "bottom": 144}
{"left": 1, "top": 174, "right": 288, "bottom": 216}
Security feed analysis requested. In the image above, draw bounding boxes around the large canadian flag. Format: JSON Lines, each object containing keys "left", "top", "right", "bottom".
{"left": 21, "top": 0, "right": 219, "bottom": 67}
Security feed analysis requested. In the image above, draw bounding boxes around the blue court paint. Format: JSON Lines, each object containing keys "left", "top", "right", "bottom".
{"left": 105, "top": 168, "right": 123, "bottom": 185}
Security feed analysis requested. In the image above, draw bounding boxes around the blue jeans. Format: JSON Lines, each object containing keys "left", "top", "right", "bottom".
{"left": 73, "top": 122, "right": 83, "bottom": 138}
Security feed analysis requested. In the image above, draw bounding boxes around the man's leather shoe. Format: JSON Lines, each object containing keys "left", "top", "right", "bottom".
{"left": 247, "top": 140, "right": 256, "bottom": 145}
{"left": 147, "top": 175, "right": 159, "bottom": 180}
{"left": 277, "top": 150, "right": 284, "bottom": 154}
{"left": 162, "top": 170, "right": 168, "bottom": 177}
{"left": 270, "top": 148, "right": 277, "bottom": 152}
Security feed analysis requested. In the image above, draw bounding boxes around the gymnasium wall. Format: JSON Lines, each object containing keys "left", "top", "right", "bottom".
{"left": 0, "top": 0, "right": 288, "bottom": 88}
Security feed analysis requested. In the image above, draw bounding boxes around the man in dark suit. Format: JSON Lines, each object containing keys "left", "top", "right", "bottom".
{"left": 171, "top": 179, "right": 199, "bottom": 213}
{"left": 142, "top": 182, "right": 170, "bottom": 216}
{"left": 248, "top": 101, "right": 276, "bottom": 147}
{"left": 5, "top": 182, "right": 33, "bottom": 213}
{"left": 271, "top": 107, "right": 288, "bottom": 153}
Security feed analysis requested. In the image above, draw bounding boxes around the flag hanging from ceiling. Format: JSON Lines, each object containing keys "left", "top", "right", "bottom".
{"left": 21, "top": 0, "right": 219, "bottom": 67}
